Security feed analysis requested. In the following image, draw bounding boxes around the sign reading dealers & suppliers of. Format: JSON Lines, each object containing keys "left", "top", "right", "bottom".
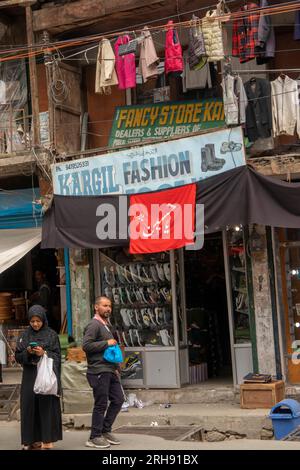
{"left": 52, "top": 126, "right": 246, "bottom": 196}
{"left": 108, "top": 99, "right": 225, "bottom": 147}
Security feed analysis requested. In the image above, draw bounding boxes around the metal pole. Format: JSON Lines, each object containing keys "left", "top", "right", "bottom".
{"left": 25, "top": 5, "right": 40, "bottom": 146}
{"left": 170, "top": 250, "right": 181, "bottom": 387}
{"left": 222, "top": 230, "right": 237, "bottom": 386}
{"left": 64, "top": 248, "right": 73, "bottom": 337}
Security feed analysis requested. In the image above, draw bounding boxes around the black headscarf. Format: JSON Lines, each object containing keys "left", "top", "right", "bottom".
{"left": 18, "top": 305, "right": 52, "bottom": 350}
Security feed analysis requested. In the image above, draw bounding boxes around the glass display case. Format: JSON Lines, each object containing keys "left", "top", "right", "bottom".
{"left": 224, "top": 227, "right": 253, "bottom": 384}
{"left": 97, "top": 248, "right": 184, "bottom": 388}
{"left": 227, "top": 228, "right": 250, "bottom": 343}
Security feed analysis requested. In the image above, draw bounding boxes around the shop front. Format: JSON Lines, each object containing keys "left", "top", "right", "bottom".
{"left": 42, "top": 136, "right": 299, "bottom": 388}
{"left": 0, "top": 188, "right": 68, "bottom": 379}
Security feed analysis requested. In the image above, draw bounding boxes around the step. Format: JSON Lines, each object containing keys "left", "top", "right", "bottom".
{"left": 63, "top": 403, "right": 273, "bottom": 440}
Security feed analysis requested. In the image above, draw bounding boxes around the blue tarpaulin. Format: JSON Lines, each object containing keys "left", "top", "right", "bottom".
{"left": 0, "top": 188, "right": 42, "bottom": 229}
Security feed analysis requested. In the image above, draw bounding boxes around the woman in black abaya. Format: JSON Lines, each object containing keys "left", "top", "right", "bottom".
{"left": 15, "top": 304, "right": 62, "bottom": 450}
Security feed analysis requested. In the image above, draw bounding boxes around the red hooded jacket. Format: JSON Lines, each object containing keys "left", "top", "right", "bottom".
{"left": 164, "top": 20, "right": 183, "bottom": 75}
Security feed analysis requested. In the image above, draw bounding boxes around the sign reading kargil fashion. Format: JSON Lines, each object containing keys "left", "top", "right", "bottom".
{"left": 109, "top": 100, "right": 225, "bottom": 146}
{"left": 52, "top": 127, "right": 245, "bottom": 196}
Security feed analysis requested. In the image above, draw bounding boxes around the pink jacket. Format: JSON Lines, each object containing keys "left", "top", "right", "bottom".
{"left": 114, "top": 35, "right": 136, "bottom": 90}
{"left": 165, "top": 20, "right": 183, "bottom": 75}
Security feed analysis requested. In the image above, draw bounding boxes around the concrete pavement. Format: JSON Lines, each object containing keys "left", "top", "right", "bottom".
{"left": 1, "top": 421, "right": 300, "bottom": 450}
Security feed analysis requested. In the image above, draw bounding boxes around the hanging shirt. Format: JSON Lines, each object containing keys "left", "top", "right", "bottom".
{"left": 221, "top": 74, "right": 248, "bottom": 126}
{"left": 232, "top": 3, "right": 260, "bottom": 63}
{"left": 182, "top": 51, "right": 212, "bottom": 92}
{"left": 114, "top": 35, "right": 136, "bottom": 90}
{"left": 139, "top": 26, "right": 159, "bottom": 83}
{"left": 95, "top": 39, "right": 118, "bottom": 94}
{"left": 271, "top": 76, "right": 300, "bottom": 138}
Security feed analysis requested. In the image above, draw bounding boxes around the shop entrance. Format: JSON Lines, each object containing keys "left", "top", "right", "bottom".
{"left": 184, "top": 232, "right": 233, "bottom": 383}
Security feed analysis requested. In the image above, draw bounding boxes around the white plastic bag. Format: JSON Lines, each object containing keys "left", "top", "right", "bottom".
{"left": 33, "top": 353, "right": 58, "bottom": 396}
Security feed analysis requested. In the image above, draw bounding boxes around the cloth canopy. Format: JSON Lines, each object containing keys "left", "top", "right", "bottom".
{"left": 41, "top": 166, "right": 300, "bottom": 249}
{"left": 0, "top": 227, "right": 41, "bottom": 274}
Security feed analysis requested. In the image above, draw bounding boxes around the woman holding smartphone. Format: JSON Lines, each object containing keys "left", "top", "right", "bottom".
{"left": 15, "top": 304, "right": 62, "bottom": 450}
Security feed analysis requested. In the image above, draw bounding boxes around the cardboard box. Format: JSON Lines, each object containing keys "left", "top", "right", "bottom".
{"left": 240, "top": 380, "right": 285, "bottom": 409}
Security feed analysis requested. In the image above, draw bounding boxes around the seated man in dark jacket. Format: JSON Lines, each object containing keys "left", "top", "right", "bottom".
{"left": 82, "top": 296, "right": 124, "bottom": 449}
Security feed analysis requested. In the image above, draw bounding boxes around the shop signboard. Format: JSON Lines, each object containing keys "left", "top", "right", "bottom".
{"left": 108, "top": 99, "right": 225, "bottom": 147}
{"left": 52, "top": 126, "right": 245, "bottom": 196}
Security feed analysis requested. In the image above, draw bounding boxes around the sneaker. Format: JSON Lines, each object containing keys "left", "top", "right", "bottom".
{"left": 112, "top": 288, "right": 120, "bottom": 305}
{"left": 122, "top": 331, "right": 129, "bottom": 347}
{"left": 85, "top": 437, "right": 110, "bottom": 449}
{"left": 102, "top": 433, "right": 120, "bottom": 445}
{"left": 116, "top": 265, "right": 127, "bottom": 284}
{"left": 163, "top": 263, "right": 171, "bottom": 281}
{"left": 129, "top": 329, "right": 135, "bottom": 346}
{"left": 129, "top": 264, "right": 140, "bottom": 282}
{"left": 150, "top": 265, "right": 159, "bottom": 282}
{"left": 120, "top": 309, "right": 131, "bottom": 328}
{"left": 156, "top": 264, "right": 165, "bottom": 282}
{"left": 123, "top": 265, "right": 133, "bottom": 283}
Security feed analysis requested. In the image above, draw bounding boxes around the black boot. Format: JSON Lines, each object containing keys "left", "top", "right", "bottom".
{"left": 205, "top": 144, "right": 225, "bottom": 170}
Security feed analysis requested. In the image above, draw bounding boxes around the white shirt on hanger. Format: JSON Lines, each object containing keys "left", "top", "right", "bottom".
{"left": 271, "top": 75, "right": 300, "bottom": 138}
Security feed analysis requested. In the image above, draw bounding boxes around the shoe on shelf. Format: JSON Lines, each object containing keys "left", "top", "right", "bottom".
{"left": 159, "top": 329, "right": 173, "bottom": 346}
{"left": 129, "top": 264, "right": 140, "bottom": 282}
{"left": 104, "top": 266, "right": 115, "bottom": 287}
{"left": 85, "top": 437, "right": 110, "bottom": 449}
{"left": 127, "top": 310, "right": 136, "bottom": 327}
{"left": 119, "top": 287, "right": 128, "bottom": 305}
{"left": 141, "top": 266, "right": 151, "bottom": 282}
{"left": 154, "top": 307, "right": 163, "bottom": 325}
{"left": 104, "top": 287, "right": 112, "bottom": 299}
{"left": 150, "top": 265, "right": 159, "bottom": 282}
{"left": 112, "top": 288, "right": 120, "bottom": 305}
{"left": 156, "top": 264, "right": 166, "bottom": 282}
{"left": 129, "top": 329, "right": 135, "bottom": 347}
{"left": 122, "top": 331, "right": 129, "bottom": 347}
{"left": 141, "top": 309, "right": 151, "bottom": 327}
{"left": 134, "top": 309, "right": 142, "bottom": 328}
{"left": 134, "top": 329, "right": 143, "bottom": 347}
{"left": 123, "top": 265, "right": 133, "bottom": 283}
{"left": 163, "top": 263, "right": 171, "bottom": 281}
{"left": 120, "top": 309, "right": 131, "bottom": 328}
{"left": 116, "top": 265, "right": 127, "bottom": 284}
{"left": 102, "top": 433, "right": 120, "bottom": 445}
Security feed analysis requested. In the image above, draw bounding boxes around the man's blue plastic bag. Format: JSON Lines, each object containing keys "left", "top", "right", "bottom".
{"left": 103, "top": 344, "right": 123, "bottom": 363}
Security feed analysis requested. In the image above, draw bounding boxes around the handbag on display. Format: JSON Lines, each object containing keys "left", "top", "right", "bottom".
{"left": 103, "top": 344, "right": 123, "bottom": 363}
{"left": 118, "top": 38, "right": 141, "bottom": 56}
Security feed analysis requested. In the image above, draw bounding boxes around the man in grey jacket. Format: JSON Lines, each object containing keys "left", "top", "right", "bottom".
{"left": 83, "top": 296, "right": 124, "bottom": 449}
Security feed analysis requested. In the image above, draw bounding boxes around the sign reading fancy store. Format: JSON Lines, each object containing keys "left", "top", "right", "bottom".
{"left": 109, "top": 99, "right": 224, "bottom": 147}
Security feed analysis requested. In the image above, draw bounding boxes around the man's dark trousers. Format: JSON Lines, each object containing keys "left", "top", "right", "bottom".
{"left": 87, "top": 371, "right": 124, "bottom": 439}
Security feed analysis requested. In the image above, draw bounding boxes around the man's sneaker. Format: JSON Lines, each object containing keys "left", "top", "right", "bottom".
{"left": 85, "top": 436, "right": 110, "bottom": 449}
{"left": 163, "top": 263, "right": 171, "bottom": 281}
{"left": 150, "top": 265, "right": 159, "bottom": 282}
{"left": 102, "top": 433, "right": 121, "bottom": 445}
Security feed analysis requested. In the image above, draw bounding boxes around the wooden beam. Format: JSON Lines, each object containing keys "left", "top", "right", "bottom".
{"left": 33, "top": 0, "right": 164, "bottom": 33}
{"left": 0, "top": 0, "right": 36, "bottom": 8}
{"left": 25, "top": 5, "right": 40, "bottom": 146}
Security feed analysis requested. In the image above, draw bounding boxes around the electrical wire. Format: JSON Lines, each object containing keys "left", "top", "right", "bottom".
{"left": 0, "top": 0, "right": 299, "bottom": 62}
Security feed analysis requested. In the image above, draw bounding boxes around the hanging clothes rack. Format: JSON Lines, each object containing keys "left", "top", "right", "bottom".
{"left": 220, "top": 68, "right": 300, "bottom": 74}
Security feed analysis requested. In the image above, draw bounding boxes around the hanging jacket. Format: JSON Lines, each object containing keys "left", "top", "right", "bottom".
{"left": 255, "top": 0, "right": 275, "bottom": 64}
{"left": 271, "top": 76, "right": 300, "bottom": 138}
{"left": 164, "top": 20, "right": 183, "bottom": 75}
{"left": 232, "top": 2, "right": 260, "bottom": 63}
{"left": 221, "top": 74, "right": 248, "bottom": 126}
{"left": 201, "top": 1, "right": 226, "bottom": 62}
{"left": 188, "top": 14, "right": 206, "bottom": 69}
{"left": 114, "top": 35, "right": 136, "bottom": 90}
{"left": 244, "top": 78, "right": 272, "bottom": 142}
{"left": 95, "top": 39, "right": 118, "bottom": 94}
{"left": 139, "top": 26, "right": 159, "bottom": 82}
